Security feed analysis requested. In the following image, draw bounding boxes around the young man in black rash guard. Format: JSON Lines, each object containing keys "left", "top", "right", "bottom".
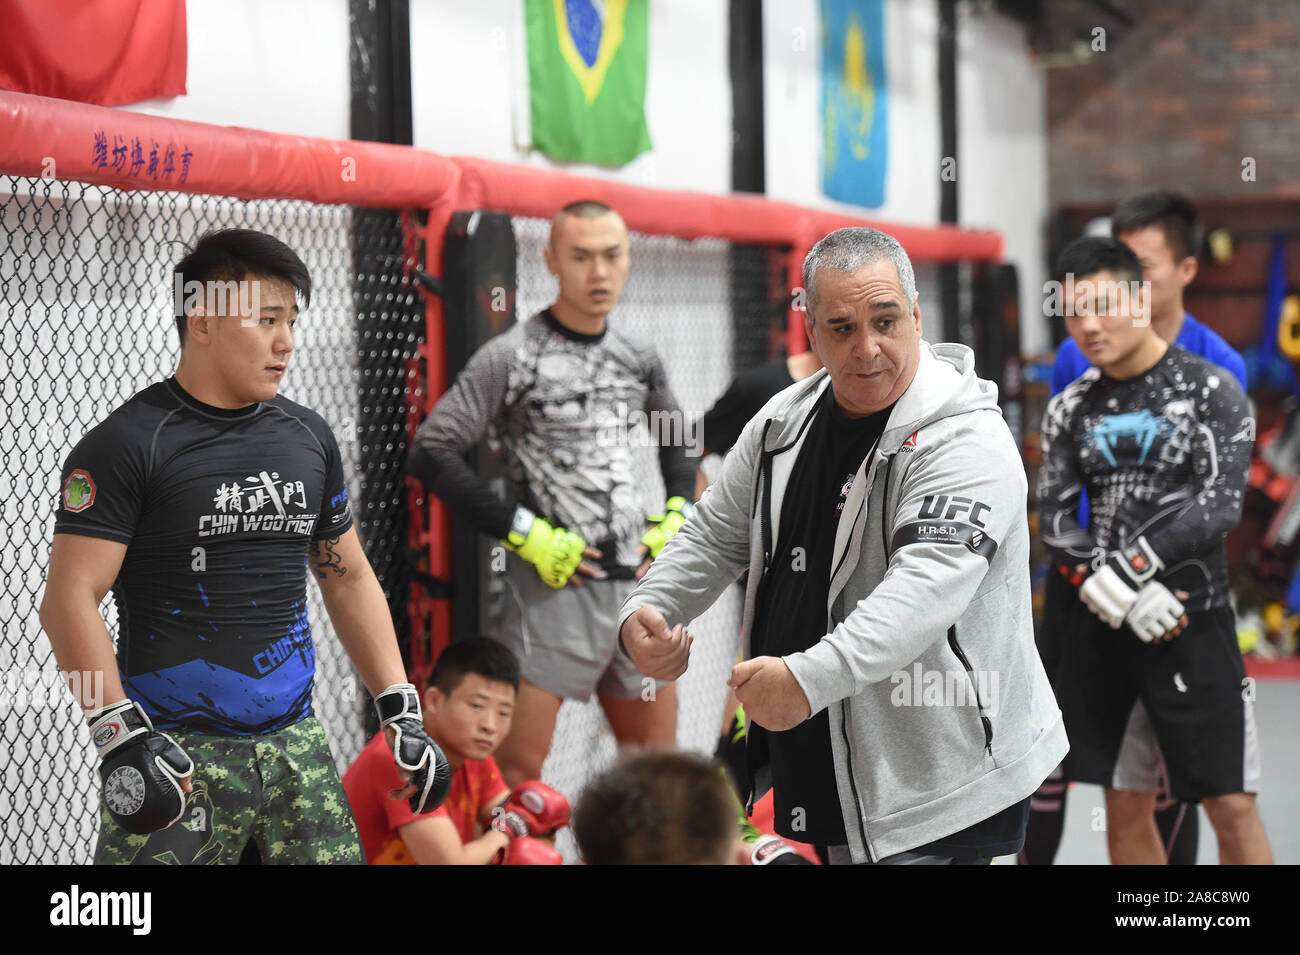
{"left": 1039, "top": 236, "right": 1272, "bottom": 864}
{"left": 40, "top": 229, "right": 449, "bottom": 864}
{"left": 1024, "top": 190, "right": 1247, "bottom": 866}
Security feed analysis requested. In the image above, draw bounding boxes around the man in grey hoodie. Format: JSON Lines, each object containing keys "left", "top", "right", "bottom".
{"left": 617, "top": 227, "right": 1068, "bottom": 864}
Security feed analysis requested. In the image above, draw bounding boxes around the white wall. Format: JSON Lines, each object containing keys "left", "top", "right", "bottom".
{"left": 958, "top": 10, "right": 1049, "bottom": 355}
{"left": 410, "top": 0, "right": 732, "bottom": 192}
{"left": 765, "top": 0, "right": 1049, "bottom": 352}
{"left": 122, "top": 0, "right": 351, "bottom": 140}
{"left": 106, "top": 0, "right": 1047, "bottom": 350}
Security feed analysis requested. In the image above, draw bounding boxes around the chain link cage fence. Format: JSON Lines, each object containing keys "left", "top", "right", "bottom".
{"left": 508, "top": 217, "right": 789, "bottom": 862}
{"left": 1, "top": 161, "right": 965, "bottom": 866}
{"left": 0, "top": 175, "right": 421, "bottom": 863}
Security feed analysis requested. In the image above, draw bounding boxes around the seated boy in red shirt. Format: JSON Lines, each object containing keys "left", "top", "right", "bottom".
{"left": 343, "top": 637, "right": 569, "bottom": 864}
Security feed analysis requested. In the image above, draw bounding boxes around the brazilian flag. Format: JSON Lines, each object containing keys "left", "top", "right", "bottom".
{"left": 525, "top": 0, "right": 652, "bottom": 166}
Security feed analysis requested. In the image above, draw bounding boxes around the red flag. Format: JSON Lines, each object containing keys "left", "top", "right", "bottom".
{"left": 0, "top": 0, "right": 186, "bottom": 107}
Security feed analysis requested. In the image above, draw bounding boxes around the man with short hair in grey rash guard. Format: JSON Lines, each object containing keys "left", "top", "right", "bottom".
{"left": 408, "top": 201, "right": 697, "bottom": 787}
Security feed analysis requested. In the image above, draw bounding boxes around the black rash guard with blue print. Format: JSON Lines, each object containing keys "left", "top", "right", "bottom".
{"left": 53, "top": 378, "right": 354, "bottom": 735}
{"left": 1038, "top": 345, "right": 1254, "bottom": 611}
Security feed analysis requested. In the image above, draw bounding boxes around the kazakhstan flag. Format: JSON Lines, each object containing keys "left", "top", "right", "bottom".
{"left": 821, "top": 0, "right": 888, "bottom": 207}
{"left": 526, "top": 0, "right": 652, "bottom": 166}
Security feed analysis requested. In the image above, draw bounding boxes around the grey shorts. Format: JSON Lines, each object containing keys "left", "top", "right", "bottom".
{"left": 495, "top": 558, "right": 652, "bottom": 701}
{"left": 1111, "top": 698, "right": 1169, "bottom": 793}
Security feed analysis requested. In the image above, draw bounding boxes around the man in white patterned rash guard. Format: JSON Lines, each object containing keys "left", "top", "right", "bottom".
{"left": 408, "top": 201, "right": 696, "bottom": 786}
{"left": 1039, "top": 236, "right": 1272, "bottom": 864}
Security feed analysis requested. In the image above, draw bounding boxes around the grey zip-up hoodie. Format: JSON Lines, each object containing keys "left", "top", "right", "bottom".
{"left": 619, "top": 341, "right": 1068, "bottom": 862}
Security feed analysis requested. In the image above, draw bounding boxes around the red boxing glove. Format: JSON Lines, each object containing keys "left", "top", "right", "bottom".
{"left": 500, "top": 837, "right": 563, "bottom": 866}
{"left": 491, "top": 781, "right": 571, "bottom": 839}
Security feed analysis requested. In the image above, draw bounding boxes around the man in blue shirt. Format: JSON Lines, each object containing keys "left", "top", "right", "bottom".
{"left": 1052, "top": 196, "right": 1245, "bottom": 396}
{"left": 1023, "top": 191, "right": 1247, "bottom": 866}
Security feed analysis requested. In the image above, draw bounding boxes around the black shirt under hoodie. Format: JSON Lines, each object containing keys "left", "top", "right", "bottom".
{"left": 750, "top": 386, "right": 892, "bottom": 845}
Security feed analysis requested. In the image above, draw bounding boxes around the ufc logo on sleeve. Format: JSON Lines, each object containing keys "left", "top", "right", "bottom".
{"left": 917, "top": 495, "right": 991, "bottom": 528}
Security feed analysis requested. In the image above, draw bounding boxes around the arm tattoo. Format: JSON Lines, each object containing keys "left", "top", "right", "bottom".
{"left": 313, "top": 536, "right": 348, "bottom": 580}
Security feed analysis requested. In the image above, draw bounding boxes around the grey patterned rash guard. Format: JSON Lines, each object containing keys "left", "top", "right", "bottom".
{"left": 1038, "top": 345, "right": 1254, "bottom": 611}
{"left": 409, "top": 310, "right": 697, "bottom": 570}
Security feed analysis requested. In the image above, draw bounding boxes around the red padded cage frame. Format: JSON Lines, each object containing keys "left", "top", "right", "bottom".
{"left": 0, "top": 90, "right": 1004, "bottom": 681}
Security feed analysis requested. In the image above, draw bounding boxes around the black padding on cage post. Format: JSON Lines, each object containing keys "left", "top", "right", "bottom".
{"left": 443, "top": 211, "right": 518, "bottom": 644}
{"left": 972, "top": 262, "right": 1023, "bottom": 444}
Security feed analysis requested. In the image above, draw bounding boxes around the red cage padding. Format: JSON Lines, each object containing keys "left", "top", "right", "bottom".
{"left": 454, "top": 156, "right": 1001, "bottom": 261}
{"left": 0, "top": 91, "right": 1000, "bottom": 260}
{"left": 0, "top": 89, "right": 1005, "bottom": 681}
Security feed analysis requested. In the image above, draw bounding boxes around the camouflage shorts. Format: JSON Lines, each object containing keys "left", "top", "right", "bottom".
{"left": 94, "top": 717, "right": 362, "bottom": 865}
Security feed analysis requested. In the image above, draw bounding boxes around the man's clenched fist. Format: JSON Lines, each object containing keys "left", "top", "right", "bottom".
{"left": 728, "top": 657, "right": 811, "bottom": 732}
{"left": 619, "top": 605, "right": 692, "bottom": 681}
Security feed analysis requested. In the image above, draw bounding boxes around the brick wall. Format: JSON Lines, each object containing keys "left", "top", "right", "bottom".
{"left": 1047, "top": 0, "right": 1300, "bottom": 205}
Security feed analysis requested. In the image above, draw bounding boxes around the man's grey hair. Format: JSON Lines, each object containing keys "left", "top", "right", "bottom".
{"left": 802, "top": 227, "right": 917, "bottom": 317}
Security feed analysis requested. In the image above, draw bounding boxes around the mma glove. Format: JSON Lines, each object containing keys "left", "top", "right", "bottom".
{"left": 375, "top": 683, "right": 452, "bottom": 814}
{"left": 640, "top": 496, "right": 695, "bottom": 559}
{"left": 1078, "top": 537, "right": 1162, "bottom": 628}
{"left": 503, "top": 506, "right": 587, "bottom": 588}
{"left": 89, "top": 699, "right": 193, "bottom": 835}
{"left": 746, "top": 834, "right": 814, "bottom": 866}
{"left": 1127, "top": 581, "right": 1186, "bottom": 644}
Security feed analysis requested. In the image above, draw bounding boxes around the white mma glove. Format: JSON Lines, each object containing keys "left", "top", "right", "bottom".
{"left": 1078, "top": 537, "right": 1163, "bottom": 628}
{"left": 1079, "top": 566, "right": 1138, "bottom": 627}
{"left": 1127, "top": 581, "right": 1186, "bottom": 643}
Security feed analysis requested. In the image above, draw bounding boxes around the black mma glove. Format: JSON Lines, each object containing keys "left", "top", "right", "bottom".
{"left": 375, "top": 683, "right": 452, "bottom": 814}
{"left": 89, "top": 699, "right": 193, "bottom": 835}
